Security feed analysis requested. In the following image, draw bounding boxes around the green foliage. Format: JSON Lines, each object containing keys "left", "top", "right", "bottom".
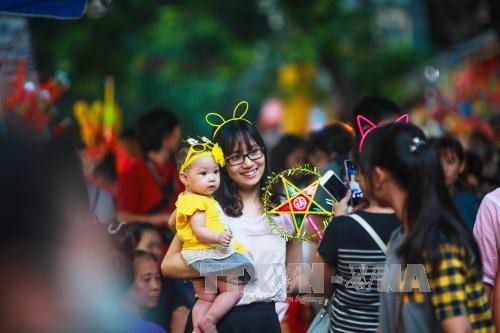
{"left": 30, "top": 0, "right": 432, "bottom": 133}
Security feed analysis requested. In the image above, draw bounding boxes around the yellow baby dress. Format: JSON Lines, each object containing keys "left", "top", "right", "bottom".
{"left": 176, "top": 192, "right": 246, "bottom": 265}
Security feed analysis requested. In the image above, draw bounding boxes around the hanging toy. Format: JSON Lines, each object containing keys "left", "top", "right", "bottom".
{"left": 73, "top": 76, "right": 122, "bottom": 157}
{"left": 5, "top": 63, "right": 70, "bottom": 135}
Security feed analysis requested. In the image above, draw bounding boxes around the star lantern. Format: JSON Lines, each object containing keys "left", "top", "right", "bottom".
{"left": 263, "top": 165, "right": 334, "bottom": 241}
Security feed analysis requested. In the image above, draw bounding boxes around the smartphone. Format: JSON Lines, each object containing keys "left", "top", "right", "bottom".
{"left": 319, "top": 170, "right": 349, "bottom": 202}
{"left": 344, "top": 160, "right": 364, "bottom": 206}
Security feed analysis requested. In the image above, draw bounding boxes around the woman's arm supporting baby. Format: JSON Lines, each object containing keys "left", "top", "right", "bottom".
{"left": 161, "top": 235, "right": 199, "bottom": 279}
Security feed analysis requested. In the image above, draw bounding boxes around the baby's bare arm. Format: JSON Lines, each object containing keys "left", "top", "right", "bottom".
{"left": 168, "top": 209, "right": 177, "bottom": 230}
{"left": 190, "top": 211, "right": 222, "bottom": 244}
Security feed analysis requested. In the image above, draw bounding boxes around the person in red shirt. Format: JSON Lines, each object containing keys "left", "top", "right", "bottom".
{"left": 117, "top": 108, "right": 182, "bottom": 228}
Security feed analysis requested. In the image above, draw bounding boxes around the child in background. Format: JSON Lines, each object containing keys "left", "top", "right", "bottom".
{"left": 174, "top": 137, "right": 255, "bottom": 333}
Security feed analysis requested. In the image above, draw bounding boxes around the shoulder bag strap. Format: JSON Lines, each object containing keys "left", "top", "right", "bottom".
{"left": 349, "top": 213, "right": 387, "bottom": 254}
{"left": 146, "top": 159, "right": 164, "bottom": 187}
{"left": 146, "top": 159, "right": 176, "bottom": 197}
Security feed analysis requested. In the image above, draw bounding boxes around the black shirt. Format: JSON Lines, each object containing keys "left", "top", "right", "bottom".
{"left": 144, "top": 277, "right": 191, "bottom": 331}
{"left": 318, "top": 211, "right": 400, "bottom": 333}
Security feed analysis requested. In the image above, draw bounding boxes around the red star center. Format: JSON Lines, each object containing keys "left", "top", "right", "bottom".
{"left": 270, "top": 178, "right": 331, "bottom": 235}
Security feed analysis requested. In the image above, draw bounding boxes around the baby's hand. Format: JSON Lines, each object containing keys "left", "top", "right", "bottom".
{"left": 218, "top": 231, "right": 232, "bottom": 247}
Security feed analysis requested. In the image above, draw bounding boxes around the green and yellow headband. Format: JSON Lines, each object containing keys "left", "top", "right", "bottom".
{"left": 205, "top": 100, "right": 252, "bottom": 139}
{"left": 179, "top": 137, "right": 225, "bottom": 173}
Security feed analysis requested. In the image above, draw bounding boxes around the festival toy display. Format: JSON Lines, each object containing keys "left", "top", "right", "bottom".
{"left": 73, "top": 76, "right": 121, "bottom": 157}
{"left": 409, "top": 53, "right": 499, "bottom": 140}
{"left": 5, "top": 62, "right": 70, "bottom": 135}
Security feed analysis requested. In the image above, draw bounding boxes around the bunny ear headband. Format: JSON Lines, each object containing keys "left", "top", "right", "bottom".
{"left": 357, "top": 114, "right": 409, "bottom": 152}
{"left": 180, "top": 101, "right": 253, "bottom": 171}
{"left": 205, "top": 101, "right": 252, "bottom": 139}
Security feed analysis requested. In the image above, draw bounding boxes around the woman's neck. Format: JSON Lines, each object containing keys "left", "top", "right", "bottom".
{"left": 147, "top": 149, "right": 170, "bottom": 166}
{"left": 238, "top": 187, "right": 262, "bottom": 217}
{"left": 393, "top": 196, "right": 408, "bottom": 233}
{"left": 384, "top": 185, "right": 408, "bottom": 233}
{"left": 364, "top": 200, "right": 394, "bottom": 214}
{"left": 448, "top": 184, "right": 456, "bottom": 196}
{"left": 238, "top": 186, "right": 259, "bottom": 201}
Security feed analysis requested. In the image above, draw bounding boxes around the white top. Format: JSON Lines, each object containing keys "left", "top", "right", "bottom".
{"left": 87, "top": 183, "right": 116, "bottom": 225}
{"left": 221, "top": 211, "right": 287, "bottom": 305}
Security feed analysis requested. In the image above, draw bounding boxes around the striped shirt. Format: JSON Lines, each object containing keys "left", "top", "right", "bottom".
{"left": 318, "top": 211, "right": 399, "bottom": 333}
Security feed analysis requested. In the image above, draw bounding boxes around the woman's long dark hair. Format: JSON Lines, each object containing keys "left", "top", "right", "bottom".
{"left": 212, "top": 120, "right": 270, "bottom": 217}
{"left": 359, "top": 123, "right": 481, "bottom": 272}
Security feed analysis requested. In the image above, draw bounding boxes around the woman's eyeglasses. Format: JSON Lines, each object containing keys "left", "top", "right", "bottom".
{"left": 226, "top": 148, "right": 264, "bottom": 166}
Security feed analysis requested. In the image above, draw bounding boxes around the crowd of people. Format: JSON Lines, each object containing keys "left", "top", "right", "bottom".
{"left": 2, "top": 94, "right": 500, "bottom": 333}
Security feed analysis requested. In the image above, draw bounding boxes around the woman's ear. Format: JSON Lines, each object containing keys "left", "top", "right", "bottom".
{"left": 368, "top": 166, "right": 393, "bottom": 207}
{"left": 372, "top": 166, "right": 388, "bottom": 190}
{"left": 459, "top": 160, "right": 466, "bottom": 174}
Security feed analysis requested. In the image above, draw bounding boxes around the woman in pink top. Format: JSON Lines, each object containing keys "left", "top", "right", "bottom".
{"left": 473, "top": 187, "right": 500, "bottom": 299}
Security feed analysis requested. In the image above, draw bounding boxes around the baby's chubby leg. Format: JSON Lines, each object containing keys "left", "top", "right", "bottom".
{"left": 191, "top": 278, "right": 217, "bottom": 332}
{"left": 199, "top": 278, "right": 245, "bottom": 333}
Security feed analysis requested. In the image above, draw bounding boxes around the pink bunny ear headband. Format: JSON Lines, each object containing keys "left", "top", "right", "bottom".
{"left": 357, "top": 114, "right": 409, "bottom": 152}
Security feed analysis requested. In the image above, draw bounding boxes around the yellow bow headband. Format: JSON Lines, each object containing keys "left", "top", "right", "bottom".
{"left": 179, "top": 137, "right": 225, "bottom": 173}
{"left": 205, "top": 100, "right": 252, "bottom": 138}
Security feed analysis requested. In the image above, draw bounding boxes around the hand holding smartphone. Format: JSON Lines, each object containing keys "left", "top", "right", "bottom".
{"left": 319, "top": 170, "right": 349, "bottom": 202}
